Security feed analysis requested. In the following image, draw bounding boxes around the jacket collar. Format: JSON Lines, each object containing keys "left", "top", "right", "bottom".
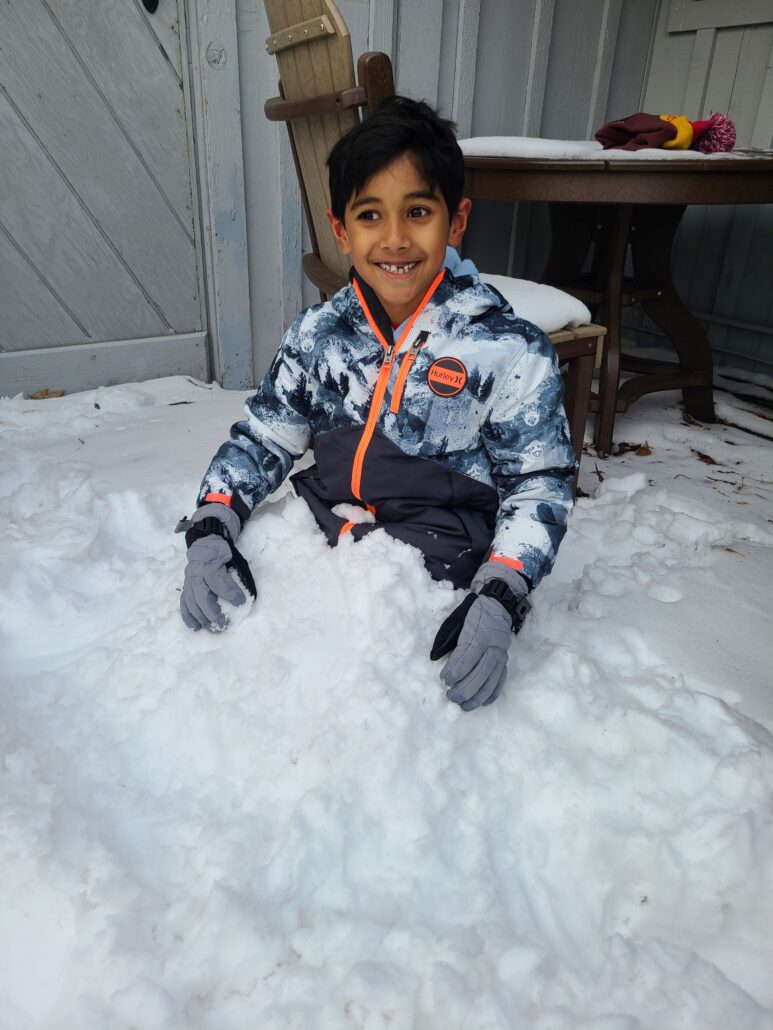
{"left": 329, "top": 266, "right": 509, "bottom": 341}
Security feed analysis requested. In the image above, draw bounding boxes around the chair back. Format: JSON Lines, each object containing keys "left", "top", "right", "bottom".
{"left": 263, "top": 0, "right": 395, "bottom": 293}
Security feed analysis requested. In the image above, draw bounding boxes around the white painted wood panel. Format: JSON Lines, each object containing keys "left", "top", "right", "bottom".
{"left": 368, "top": 0, "right": 396, "bottom": 56}
{"left": 751, "top": 39, "right": 773, "bottom": 147}
{"left": 727, "top": 27, "right": 773, "bottom": 142}
{"left": 0, "top": 230, "right": 89, "bottom": 353}
{"left": 451, "top": 0, "right": 481, "bottom": 138}
{"left": 131, "top": 0, "right": 184, "bottom": 81}
{"left": 584, "top": 0, "right": 623, "bottom": 139}
{"left": 682, "top": 28, "right": 716, "bottom": 115}
{"left": 0, "top": 1, "right": 199, "bottom": 333}
{"left": 43, "top": 0, "right": 194, "bottom": 232}
{"left": 338, "top": 0, "right": 370, "bottom": 60}
{"left": 0, "top": 90, "right": 167, "bottom": 347}
{"left": 0, "top": 333, "right": 208, "bottom": 398}
{"left": 396, "top": 0, "right": 444, "bottom": 106}
{"left": 523, "top": 0, "right": 556, "bottom": 135}
{"left": 186, "top": 0, "right": 253, "bottom": 388}
{"left": 643, "top": 2, "right": 695, "bottom": 111}
{"left": 669, "top": 0, "right": 773, "bottom": 32}
{"left": 235, "top": 0, "right": 303, "bottom": 376}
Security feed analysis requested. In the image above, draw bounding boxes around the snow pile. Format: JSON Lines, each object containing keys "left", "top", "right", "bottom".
{"left": 1, "top": 376, "right": 773, "bottom": 1029}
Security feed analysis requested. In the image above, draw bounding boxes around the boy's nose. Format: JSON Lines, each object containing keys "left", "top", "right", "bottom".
{"left": 380, "top": 218, "right": 410, "bottom": 251}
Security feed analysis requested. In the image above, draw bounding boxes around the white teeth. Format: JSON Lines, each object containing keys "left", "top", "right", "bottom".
{"left": 379, "top": 262, "right": 416, "bottom": 276}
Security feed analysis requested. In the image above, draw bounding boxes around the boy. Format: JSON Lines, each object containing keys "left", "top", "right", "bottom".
{"left": 178, "top": 97, "right": 576, "bottom": 711}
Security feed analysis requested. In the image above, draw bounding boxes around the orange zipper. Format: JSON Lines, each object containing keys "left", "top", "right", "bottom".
{"left": 390, "top": 331, "right": 429, "bottom": 413}
{"left": 350, "top": 270, "right": 445, "bottom": 501}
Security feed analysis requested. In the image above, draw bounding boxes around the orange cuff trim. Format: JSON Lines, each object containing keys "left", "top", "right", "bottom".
{"left": 339, "top": 520, "right": 356, "bottom": 537}
{"left": 204, "top": 492, "right": 232, "bottom": 506}
{"left": 489, "top": 554, "right": 525, "bottom": 572}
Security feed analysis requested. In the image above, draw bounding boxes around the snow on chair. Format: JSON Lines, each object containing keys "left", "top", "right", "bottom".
{"left": 262, "top": 0, "right": 605, "bottom": 490}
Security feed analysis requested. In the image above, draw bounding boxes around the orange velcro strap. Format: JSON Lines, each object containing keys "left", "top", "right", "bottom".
{"left": 489, "top": 554, "right": 525, "bottom": 572}
{"left": 339, "top": 521, "right": 356, "bottom": 537}
{"left": 204, "top": 492, "right": 232, "bottom": 506}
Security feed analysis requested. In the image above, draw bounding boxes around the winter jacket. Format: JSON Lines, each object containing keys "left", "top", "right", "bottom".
{"left": 197, "top": 268, "right": 576, "bottom": 590}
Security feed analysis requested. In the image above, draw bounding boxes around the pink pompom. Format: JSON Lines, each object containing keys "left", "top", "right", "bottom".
{"left": 693, "top": 112, "right": 735, "bottom": 153}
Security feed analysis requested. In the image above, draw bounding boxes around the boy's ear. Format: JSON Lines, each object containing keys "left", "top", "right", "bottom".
{"left": 447, "top": 198, "right": 472, "bottom": 247}
{"left": 325, "top": 208, "right": 351, "bottom": 254}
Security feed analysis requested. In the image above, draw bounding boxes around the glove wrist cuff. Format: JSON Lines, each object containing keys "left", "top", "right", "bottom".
{"left": 183, "top": 516, "right": 231, "bottom": 549}
{"left": 479, "top": 579, "right": 531, "bottom": 634}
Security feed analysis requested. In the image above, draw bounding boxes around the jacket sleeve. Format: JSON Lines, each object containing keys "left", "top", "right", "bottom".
{"left": 196, "top": 321, "right": 313, "bottom": 521}
{"left": 479, "top": 330, "right": 576, "bottom": 588}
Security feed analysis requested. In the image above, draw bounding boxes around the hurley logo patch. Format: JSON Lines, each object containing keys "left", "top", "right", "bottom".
{"left": 427, "top": 357, "right": 467, "bottom": 397}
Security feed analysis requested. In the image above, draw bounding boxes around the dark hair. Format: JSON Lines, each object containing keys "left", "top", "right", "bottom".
{"left": 326, "top": 95, "right": 465, "bottom": 221}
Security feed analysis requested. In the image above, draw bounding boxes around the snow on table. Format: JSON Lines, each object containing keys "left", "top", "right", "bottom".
{"left": 458, "top": 136, "right": 763, "bottom": 160}
{"left": 1, "top": 374, "right": 773, "bottom": 1029}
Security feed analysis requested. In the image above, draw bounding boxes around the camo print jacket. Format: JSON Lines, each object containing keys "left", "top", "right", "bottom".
{"left": 198, "top": 269, "right": 576, "bottom": 590}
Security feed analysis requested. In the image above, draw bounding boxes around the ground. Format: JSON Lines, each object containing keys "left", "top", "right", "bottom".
{"left": 1, "top": 371, "right": 772, "bottom": 1030}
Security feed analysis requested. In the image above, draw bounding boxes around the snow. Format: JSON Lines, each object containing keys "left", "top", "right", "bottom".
{"left": 1, "top": 373, "right": 773, "bottom": 1029}
{"left": 479, "top": 275, "right": 591, "bottom": 332}
{"left": 458, "top": 137, "right": 764, "bottom": 161}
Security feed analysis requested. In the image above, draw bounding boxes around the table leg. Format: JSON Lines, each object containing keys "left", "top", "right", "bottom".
{"left": 543, "top": 203, "right": 597, "bottom": 282}
{"left": 627, "top": 205, "right": 715, "bottom": 422}
{"left": 592, "top": 206, "right": 632, "bottom": 456}
{"left": 544, "top": 204, "right": 631, "bottom": 456}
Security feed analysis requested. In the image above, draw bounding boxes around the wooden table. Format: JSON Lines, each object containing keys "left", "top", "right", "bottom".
{"left": 463, "top": 153, "right": 773, "bottom": 455}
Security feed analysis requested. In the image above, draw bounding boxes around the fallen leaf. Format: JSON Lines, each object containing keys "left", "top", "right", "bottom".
{"left": 725, "top": 547, "right": 745, "bottom": 556}
{"left": 692, "top": 449, "right": 718, "bottom": 465}
{"left": 28, "top": 388, "right": 64, "bottom": 400}
{"left": 612, "top": 441, "right": 653, "bottom": 457}
{"left": 594, "top": 463, "right": 605, "bottom": 483}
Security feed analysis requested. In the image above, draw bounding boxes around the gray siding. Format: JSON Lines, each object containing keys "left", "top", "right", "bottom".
{"left": 632, "top": 1, "right": 773, "bottom": 373}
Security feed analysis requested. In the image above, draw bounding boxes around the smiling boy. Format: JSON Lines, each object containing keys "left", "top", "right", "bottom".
{"left": 178, "top": 97, "right": 576, "bottom": 710}
{"left": 326, "top": 151, "right": 470, "bottom": 326}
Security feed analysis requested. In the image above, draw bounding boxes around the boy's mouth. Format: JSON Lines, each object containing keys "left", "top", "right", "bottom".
{"left": 375, "top": 261, "right": 419, "bottom": 278}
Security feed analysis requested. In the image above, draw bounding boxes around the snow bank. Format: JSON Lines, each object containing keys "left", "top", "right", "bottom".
{"left": 1, "top": 376, "right": 773, "bottom": 1029}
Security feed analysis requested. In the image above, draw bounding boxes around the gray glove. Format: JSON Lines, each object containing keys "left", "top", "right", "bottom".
{"left": 176, "top": 503, "right": 254, "bottom": 632}
{"left": 432, "top": 562, "right": 529, "bottom": 711}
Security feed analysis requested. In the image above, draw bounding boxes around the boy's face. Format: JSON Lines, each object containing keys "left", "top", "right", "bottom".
{"left": 326, "top": 154, "right": 471, "bottom": 326}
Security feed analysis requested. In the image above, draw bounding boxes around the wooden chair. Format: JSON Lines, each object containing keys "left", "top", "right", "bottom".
{"left": 262, "top": 0, "right": 605, "bottom": 482}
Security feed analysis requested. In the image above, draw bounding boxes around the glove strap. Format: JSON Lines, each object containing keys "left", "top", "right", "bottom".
{"left": 183, "top": 515, "right": 232, "bottom": 549}
{"left": 180, "top": 515, "right": 257, "bottom": 600}
{"left": 479, "top": 579, "right": 531, "bottom": 633}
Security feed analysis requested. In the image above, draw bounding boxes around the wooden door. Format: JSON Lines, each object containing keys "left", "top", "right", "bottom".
{"left": 0, "top": 0, "right": 207, "bottom": 395}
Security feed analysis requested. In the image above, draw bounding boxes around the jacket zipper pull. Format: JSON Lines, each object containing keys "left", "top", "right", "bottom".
{"left": 389, "top": 332, "right": 430, "bottom": 415}
{"left": 383, "top": 342, "right": 395, "bottom": 368}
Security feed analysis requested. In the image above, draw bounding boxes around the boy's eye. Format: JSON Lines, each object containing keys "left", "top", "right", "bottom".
{"left": 408, "top": 206, "right": 430, "bottom": 218}
{"left": 357, "top": 210, "right": 380, "bottom": 221}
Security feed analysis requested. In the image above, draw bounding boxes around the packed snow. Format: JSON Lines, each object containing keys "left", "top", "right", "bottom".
{"left": 1, "top": 371, "right": 773, "bottom": 1030}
